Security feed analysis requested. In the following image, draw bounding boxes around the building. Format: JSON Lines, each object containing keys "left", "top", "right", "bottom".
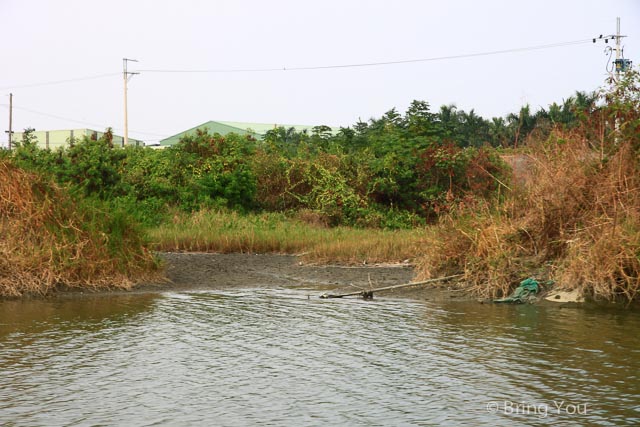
{"left": 159, "top": 121, "right": 335, "bottom": 147}
{"left": 10, "top": 128, "right": 144, "bottom": 150}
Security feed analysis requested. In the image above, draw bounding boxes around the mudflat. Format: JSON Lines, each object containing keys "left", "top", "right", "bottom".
{"left": 152, "top": 252, "right": 411, "bottom": 290}
{"left": 132, "top": 252, "right": 470, "bottom": 301}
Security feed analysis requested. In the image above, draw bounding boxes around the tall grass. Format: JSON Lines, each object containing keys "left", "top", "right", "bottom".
{"left": 148, "top": 209, "right": 424, "bottom": 265}
{"left": 415, "top": 126, "right": 640, "bottom": 302}
{"left": 0, "top": 160, "right": 160, "bottom": 297}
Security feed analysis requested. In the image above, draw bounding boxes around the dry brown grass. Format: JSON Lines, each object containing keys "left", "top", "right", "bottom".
{"left": 415, "top": 126, "right": 640, "bottom": 302}
{"left": 414, "top": 204, "right": 534, "bottom": 299}
{"left": 554, "top": 141, "right": 640, "bottom": 301}
{"left": 0, "top": 160, "right": 160, "bottom": 297}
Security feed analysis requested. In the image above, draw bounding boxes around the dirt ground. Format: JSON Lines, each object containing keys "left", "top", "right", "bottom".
{"left": 137, "top": 252, "right": 469, "bottom": 301}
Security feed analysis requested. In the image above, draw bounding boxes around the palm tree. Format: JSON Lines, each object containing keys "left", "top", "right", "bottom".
{"left": 437, "top": 104, "right": 459, "bottom": 140}
{"left": 507, "top": 104, "right": 535, "bottom": 148}
{"left": 574, "top": 90, "right": 598, "bottom": 113}
{"left": 488, "top": 117, "right": 508, "bottom": 147}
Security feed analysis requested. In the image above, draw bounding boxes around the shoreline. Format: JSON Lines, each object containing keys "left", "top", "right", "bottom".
{"left": 125, "top": 252, "right": 474, "bottom": 302}
{"left": 8, "top": 252, "right": 636, "bottom": 308}
{"left": 137, "top": 253, "right": 640, "bottom": 308}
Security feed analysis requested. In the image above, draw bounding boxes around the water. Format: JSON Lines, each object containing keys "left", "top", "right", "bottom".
{"left": 1, "top": 289, "right": 639, "bottom": 426}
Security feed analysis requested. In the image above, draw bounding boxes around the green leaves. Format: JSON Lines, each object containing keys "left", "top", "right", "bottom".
{"left": 5, "top": 98, "right": 519, "bottom": 229}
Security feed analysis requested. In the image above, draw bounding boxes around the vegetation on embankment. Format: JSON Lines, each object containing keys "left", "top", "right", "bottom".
{"left": 415, "top": 70, "right": 640, "bottom": 303}
{"left": 3, "top": 69, "right": 639, "bottom": 302}
{"left": 4, "top": 98, "right": 536, "bottom": 230}
{"left": 0, "top": 160, "right": 159, "bottom": 297}
{"left": 149, "top": 209, "right": 424, "bottom": 265}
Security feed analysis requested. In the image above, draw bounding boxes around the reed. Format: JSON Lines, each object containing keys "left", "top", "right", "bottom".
{"left": 148, "top": 209, "right": 423, "bottom": 265}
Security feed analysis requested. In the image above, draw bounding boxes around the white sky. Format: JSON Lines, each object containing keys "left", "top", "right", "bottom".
{"left": 1, "top": 0, "right": 638, "bottom": 144}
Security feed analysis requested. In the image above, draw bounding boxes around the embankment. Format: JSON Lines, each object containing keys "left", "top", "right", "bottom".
{"left": 0, "top": 160, "right": 159, "bottom": 297}
{"left": 415, "top": 131, "right": 640, "bottom": 303}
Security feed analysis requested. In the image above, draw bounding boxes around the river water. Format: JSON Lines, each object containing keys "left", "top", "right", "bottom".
{"left": 0, "top": 288, "right": 638, "bottom": 426}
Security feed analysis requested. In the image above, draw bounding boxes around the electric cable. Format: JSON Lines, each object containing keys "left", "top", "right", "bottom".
{"left": 0, "top": 72, "right": 121, "bottom": 91}
{"left": 0, "top": 103, "right": 169, "bottom": 139}
{"left": 1, "top": 38, "right": 596, "bottom": 90}
{"left": 138, "top": 39, "right": 595, "bottom": 74}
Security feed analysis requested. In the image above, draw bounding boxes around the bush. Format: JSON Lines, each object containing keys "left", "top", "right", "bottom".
{"left": 0, "top": 160, "right": 159, "bottom": 297}
{"left": 414, "top": 70, "right": 640, "bottom": 302}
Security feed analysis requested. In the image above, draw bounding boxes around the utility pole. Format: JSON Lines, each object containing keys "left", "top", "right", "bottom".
{"left": 6, "top": 93, "right": 13, "bottom": 150}
{"left": 593, "top": 17, "right": 632, "bottom": 145}
{"left": 615, "top": 17, "right": 622, "bottom": 82}
{"left": 614, "top": 17, "right": 622, "bottom": 143}
{"left": 123, "top": 58, "right": 139, "bottom": 146}
{"left": 593, "top": 16, "right": 631, "bottom": 82}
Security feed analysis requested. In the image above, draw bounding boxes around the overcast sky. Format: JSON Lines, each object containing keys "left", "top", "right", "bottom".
{"left": 1, "top": 0, "right": 638, "bottom": 144}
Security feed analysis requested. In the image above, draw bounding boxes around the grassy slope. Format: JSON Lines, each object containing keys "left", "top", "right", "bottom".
{"left": 0, "top": 160, "right": 160, "bottom": 297}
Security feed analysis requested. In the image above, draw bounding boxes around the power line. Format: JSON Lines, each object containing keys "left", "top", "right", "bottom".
{"left": 0, "top": 72, "right": 121, "bottom": 91}
{"left": 0, "top": 103, "right": 169, "bottom": 139}
{"left": 0, "top": 36, "right": 601, "bottom": 143}
{"left": 138, "top": 39, "right": 595, "bottom": 74}
{"left": 0, "top": 38, "right": 595, "bottom": 91}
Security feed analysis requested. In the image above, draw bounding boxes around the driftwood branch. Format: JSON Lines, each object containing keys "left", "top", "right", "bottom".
{"left": 319, "top": 274, "right": 463, "bottom": 299}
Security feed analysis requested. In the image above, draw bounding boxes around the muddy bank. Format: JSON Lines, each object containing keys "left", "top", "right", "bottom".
{"left": 129, "top": 253, "right": 640, "bottom": 308}
{"left": 137, "top": 253, "right": 468, "bottom": 301}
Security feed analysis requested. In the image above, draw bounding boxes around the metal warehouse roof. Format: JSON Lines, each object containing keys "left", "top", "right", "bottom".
{"left": 159, "top": 121, "right": 335, "bottom": 146}
{"left": 9, "top": 128, "right": 144, "bottom": 150}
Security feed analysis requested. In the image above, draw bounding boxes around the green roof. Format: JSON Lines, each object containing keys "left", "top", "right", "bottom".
{"left": 159, "top": 121, "right": 334, "bottom": 146}
{"left": 10, "top": 128, "right": 144, "bottom": 149}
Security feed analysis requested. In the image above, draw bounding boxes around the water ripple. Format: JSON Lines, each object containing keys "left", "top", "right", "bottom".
{"left": 0, "top": 290, "right": 638, "bottom": 426}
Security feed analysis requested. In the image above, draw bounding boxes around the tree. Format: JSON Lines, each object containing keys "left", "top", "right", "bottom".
{"left": 405, "top": 100, "right": 437, "bottom": 137}
{"left": 457, "top": 109, "right": 490, "bottom": 147}
{"left": 488, "top": 117, "right": 509, "bottom": 147}
{"left": 437, "top": 104, "right": 459, "bottom": 140}
{"left": 507, "top": 104, "right": 536, "bottom": 148}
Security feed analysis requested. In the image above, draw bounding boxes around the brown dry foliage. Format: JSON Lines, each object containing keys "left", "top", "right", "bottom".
{"left": 555, "top": 140, "right": 640, "bottom": 301}
{"left": 416, "top": 125, "right": 640, "bottom": 302}
{"left": 0, "top": 160, "right": 159, "bottom": 297}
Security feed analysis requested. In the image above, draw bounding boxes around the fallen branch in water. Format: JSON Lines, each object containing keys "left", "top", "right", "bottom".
{"left": 319, "top": 274, "right": 463, "bottom": 299}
